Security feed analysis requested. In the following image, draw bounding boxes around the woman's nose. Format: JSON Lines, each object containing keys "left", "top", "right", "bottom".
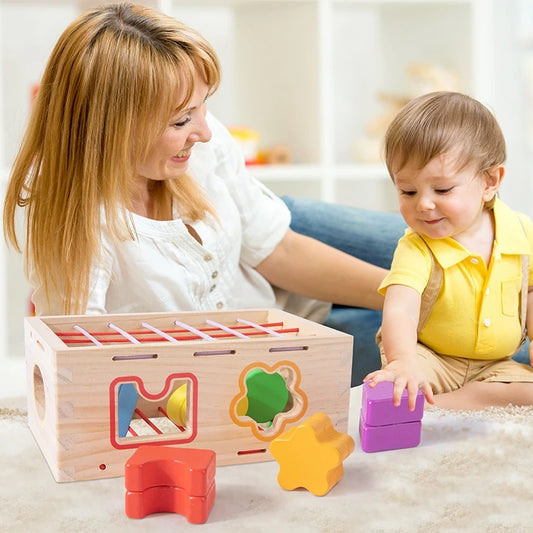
{"left": 190, "top": 115, "right": 212, "bottom": 143}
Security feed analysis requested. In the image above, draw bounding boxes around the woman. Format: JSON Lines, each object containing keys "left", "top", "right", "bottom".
{"left": 3, "top": 3, "right": 405, "bottom": 385}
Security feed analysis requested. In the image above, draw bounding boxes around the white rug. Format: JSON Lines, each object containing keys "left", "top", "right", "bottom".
{"left": 1, "top": 391, "right": 532, "bottom": 533}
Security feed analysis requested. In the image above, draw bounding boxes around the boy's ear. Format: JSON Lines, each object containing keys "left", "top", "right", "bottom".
{"left": 483, "top": 164, "right": 504, "bottom": 202}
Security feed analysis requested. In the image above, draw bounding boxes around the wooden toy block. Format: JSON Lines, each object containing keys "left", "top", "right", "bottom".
{"left": 359, "top": 412, "right": 422, "bottom": 453}
{"left": 166, "top": 383, "right": 188, "bottom": 427}
{"left": 125, "top": 446, "right": 215, "bottom": 524}
{"left": 269, "top": 412, "right": 355, "bottom": 496}
{"left": 126, "top": 484, "right": 215, "bottom": 524}
{"left": 361, "top": 381, "right": 424, "bottom": 426}
{"left": 24, "top": 308, "right": 352, "bottom": 482}
{"left": 236, "top": 368, "right": 290, "bottom": 425}
{"left": 359, "top": 381, "right": 424, "bottom": 453}
{"left": 118, "top": 383, "right": 140, "bottom": 437}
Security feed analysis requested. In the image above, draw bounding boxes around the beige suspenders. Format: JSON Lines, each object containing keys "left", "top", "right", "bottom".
{"left": 377, "top": 231, "right": 529, "bottom": 355}
{"left": 416, "top": 242, "right": 443, "bottom": 335}
{"left": 417, "top": 236, "right": 529, "bottom": 350}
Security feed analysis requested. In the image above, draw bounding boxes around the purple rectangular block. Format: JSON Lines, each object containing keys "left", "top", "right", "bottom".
{"left": 362, "top": 381, "right": 424, "bottom": 426}
{"left": 359, "top": 411, "right": 421, "bottom": 453}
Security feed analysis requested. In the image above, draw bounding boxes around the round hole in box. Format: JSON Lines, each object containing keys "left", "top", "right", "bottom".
{"left": 33, "top": 364, "right": 46, "bottom": 422}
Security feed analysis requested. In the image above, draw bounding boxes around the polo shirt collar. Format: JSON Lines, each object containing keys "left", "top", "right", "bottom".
{"left": 417, "top": 198, "right": 529, "bottom": 269}
{"left": 492, "top": 198, "right": 530, "bottom": 255}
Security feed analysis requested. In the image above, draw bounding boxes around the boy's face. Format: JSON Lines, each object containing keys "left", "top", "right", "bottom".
{"left": 392, "top": 152, "right": 502, "bottom": 241}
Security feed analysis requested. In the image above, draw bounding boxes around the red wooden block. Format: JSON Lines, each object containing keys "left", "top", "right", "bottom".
{"left": 125, "top": 446, "right": 216, "bottom": 523}
{"left": 125, "top": 484, "right": 216, "bottom": 524}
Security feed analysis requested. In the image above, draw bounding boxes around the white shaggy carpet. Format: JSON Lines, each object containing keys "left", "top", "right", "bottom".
{"left": 1, "top": 389, "right": 532, "bottom": 533}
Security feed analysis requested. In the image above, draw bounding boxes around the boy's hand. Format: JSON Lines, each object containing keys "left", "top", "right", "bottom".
{"left": 364, "top": 359, "right": 434, "bottom": 410}
{"left": 529, "top": 341, "right": 533, "bottom": 367}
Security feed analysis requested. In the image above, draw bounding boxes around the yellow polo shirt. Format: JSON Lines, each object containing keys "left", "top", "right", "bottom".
{"left": 379, "top": 199, "right": 533, "bottom": 359}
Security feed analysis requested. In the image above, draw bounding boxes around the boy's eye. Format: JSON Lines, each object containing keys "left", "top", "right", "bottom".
{"left": 400, "top": 190, "right": 416, "bottom": 196}
{"left": 435, "top": 187, "right": 453, "bottom": 194}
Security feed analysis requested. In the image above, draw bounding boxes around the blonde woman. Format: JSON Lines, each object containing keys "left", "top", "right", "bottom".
{"left": 4, "top": 3, "right": 406, "bottom": 385}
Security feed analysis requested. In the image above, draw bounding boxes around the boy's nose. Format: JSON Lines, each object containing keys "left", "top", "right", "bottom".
{"left": 416, "top": 195, "right": 435, "bottom": 211}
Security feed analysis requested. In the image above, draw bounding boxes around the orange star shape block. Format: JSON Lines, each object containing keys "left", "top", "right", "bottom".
{"left": 269, "top": 412, "right": 355, "bottom": 496}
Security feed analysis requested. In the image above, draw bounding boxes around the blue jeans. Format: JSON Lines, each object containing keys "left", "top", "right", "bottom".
{"left": 282, "top": 196, "right": 531, "bottom": 386}
{"left": 282, "top": 196, "right": 405, "bottom": 386}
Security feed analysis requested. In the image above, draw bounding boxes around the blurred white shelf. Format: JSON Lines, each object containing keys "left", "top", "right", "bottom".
{"left": 248, "top": 164, "right": 322, "bottom": 181}
{"left": 334, "top": 163, "right": 389, "bottom": 181}
{"left": 1, "top": 167, "right": 9, "bottom": 185}
{"left": 250, "top": 163, "right": 390, "bottom": 182}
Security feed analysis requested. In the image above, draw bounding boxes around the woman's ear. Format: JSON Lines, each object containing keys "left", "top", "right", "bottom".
{"left": 483, "top": 164, "right": 504, "bottom": 202}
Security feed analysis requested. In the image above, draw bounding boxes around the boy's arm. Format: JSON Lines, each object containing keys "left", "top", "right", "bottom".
{"left": 527, "top": 286, "right": 533, "bottom": 366}
{"left": 364, "top": 284, "right": 434, "bottom": 409}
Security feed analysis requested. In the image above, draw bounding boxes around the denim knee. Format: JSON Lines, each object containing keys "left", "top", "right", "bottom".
{"left": 325, "top": 306, "right": 383, "bottom": 387}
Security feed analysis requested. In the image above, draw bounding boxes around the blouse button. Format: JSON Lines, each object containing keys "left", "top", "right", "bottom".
{"left": 211, "top": 271, "right": 218, "bottom": 279}
{"left": 483, "top": 318, "right": 491, "bottom": 327}
{"left": 216, "top": 301, "right": 224, "bottom": 309}
{"left": 204, "top": 253, "right": 213, "bottom": 262}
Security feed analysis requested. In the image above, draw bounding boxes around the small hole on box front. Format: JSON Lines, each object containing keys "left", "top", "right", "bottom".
{"left": 112, "top": 354, "right": 158, "bottom": 361}
{"left": 269, "top": 346, "right": 308, "bottom": 352}
{"left": 237, "top": 448, "right": 267, "bottom": 456}
{"left": 33, "top": 364, "right": 46, "bottom": 422}
{"left": 99, "top": 464, "right": 106, "bottom": 471}
{"left": 193, "top": 350, "right": 236, "bottom": 356}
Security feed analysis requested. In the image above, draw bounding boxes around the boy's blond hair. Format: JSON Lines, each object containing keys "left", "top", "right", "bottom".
{"left": 3, "top": 3, "right": 221, "bottom": 314}
{"left": 384, "top": 91, "right": 506, "bottom": 206}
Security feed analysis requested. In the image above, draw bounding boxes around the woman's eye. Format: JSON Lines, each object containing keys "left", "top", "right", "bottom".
{"left": 173, "top": 116, "right": 191, "bottom": 127}
{"left": 400, "top": 190, "right": 416, "bottom": 196}
{"left": 436, "top": 187, "right": 453, "bottom": 194}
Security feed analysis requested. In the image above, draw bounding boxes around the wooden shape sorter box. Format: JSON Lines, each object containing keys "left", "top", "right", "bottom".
{"left": 24, "top": 309, "right": 353, "bottom": 482}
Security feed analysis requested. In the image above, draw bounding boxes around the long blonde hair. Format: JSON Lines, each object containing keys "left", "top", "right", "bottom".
{"left": 3, "top": 3, "right": 221, "bottom": 314}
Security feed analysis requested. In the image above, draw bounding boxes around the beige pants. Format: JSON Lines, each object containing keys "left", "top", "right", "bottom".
{"left": 376, "top": 234, "right": 533, "bottom": 394}
{"left": 378, "top": 341, "right": 533, "bottom": 394}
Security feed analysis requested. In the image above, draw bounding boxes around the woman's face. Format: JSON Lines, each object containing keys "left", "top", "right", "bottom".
{"left": 136, "top": 76, "right": 212, "bottom": 184}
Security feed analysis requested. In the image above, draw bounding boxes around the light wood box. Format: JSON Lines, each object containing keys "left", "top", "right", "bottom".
{"left": 24, "top": 309, "right": 353, "bottom": 482}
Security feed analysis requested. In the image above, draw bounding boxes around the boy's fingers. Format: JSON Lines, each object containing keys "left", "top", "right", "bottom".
{"left": 392, "top": 379, "right": 407, "bottom": 407}
{"left": 364, "top": 369, "right": 394, "bottom": 387}
{"left": 421, "top": 382, "right": 435, "bottom": 404}
{"left": 407, "top": 383, "right": 419, "bottom": 411}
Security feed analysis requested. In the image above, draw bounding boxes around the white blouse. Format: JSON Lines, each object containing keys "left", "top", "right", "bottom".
{"left": 30, "top": 113, "right": 329, "bottom": 321}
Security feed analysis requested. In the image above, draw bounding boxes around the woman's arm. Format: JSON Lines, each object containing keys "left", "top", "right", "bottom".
{"left": 255, "top": 228, "right": 388, "bottom": 310}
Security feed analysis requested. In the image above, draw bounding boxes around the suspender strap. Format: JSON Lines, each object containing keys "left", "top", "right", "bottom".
{"left": 418, "top": 235, "right": 529, "bottom": 348}
{"left": 378, "top": 221, "right": 529, "bottom": 352}
{"left": 417, "top": 238, "right": 443, "bottom": 335}
{"left": 518, "top": 253, "right": 529, "bottom": 346}
{"left": 376, "top": 238, "right": 442, "bottom": 347}
{"left": 516, "top": 216, "right": 530, "bottom": 348}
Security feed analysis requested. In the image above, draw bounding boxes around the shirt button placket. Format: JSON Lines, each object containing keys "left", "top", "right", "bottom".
{"left": 202, "top": 252, "right": 221, "bottom": 307}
